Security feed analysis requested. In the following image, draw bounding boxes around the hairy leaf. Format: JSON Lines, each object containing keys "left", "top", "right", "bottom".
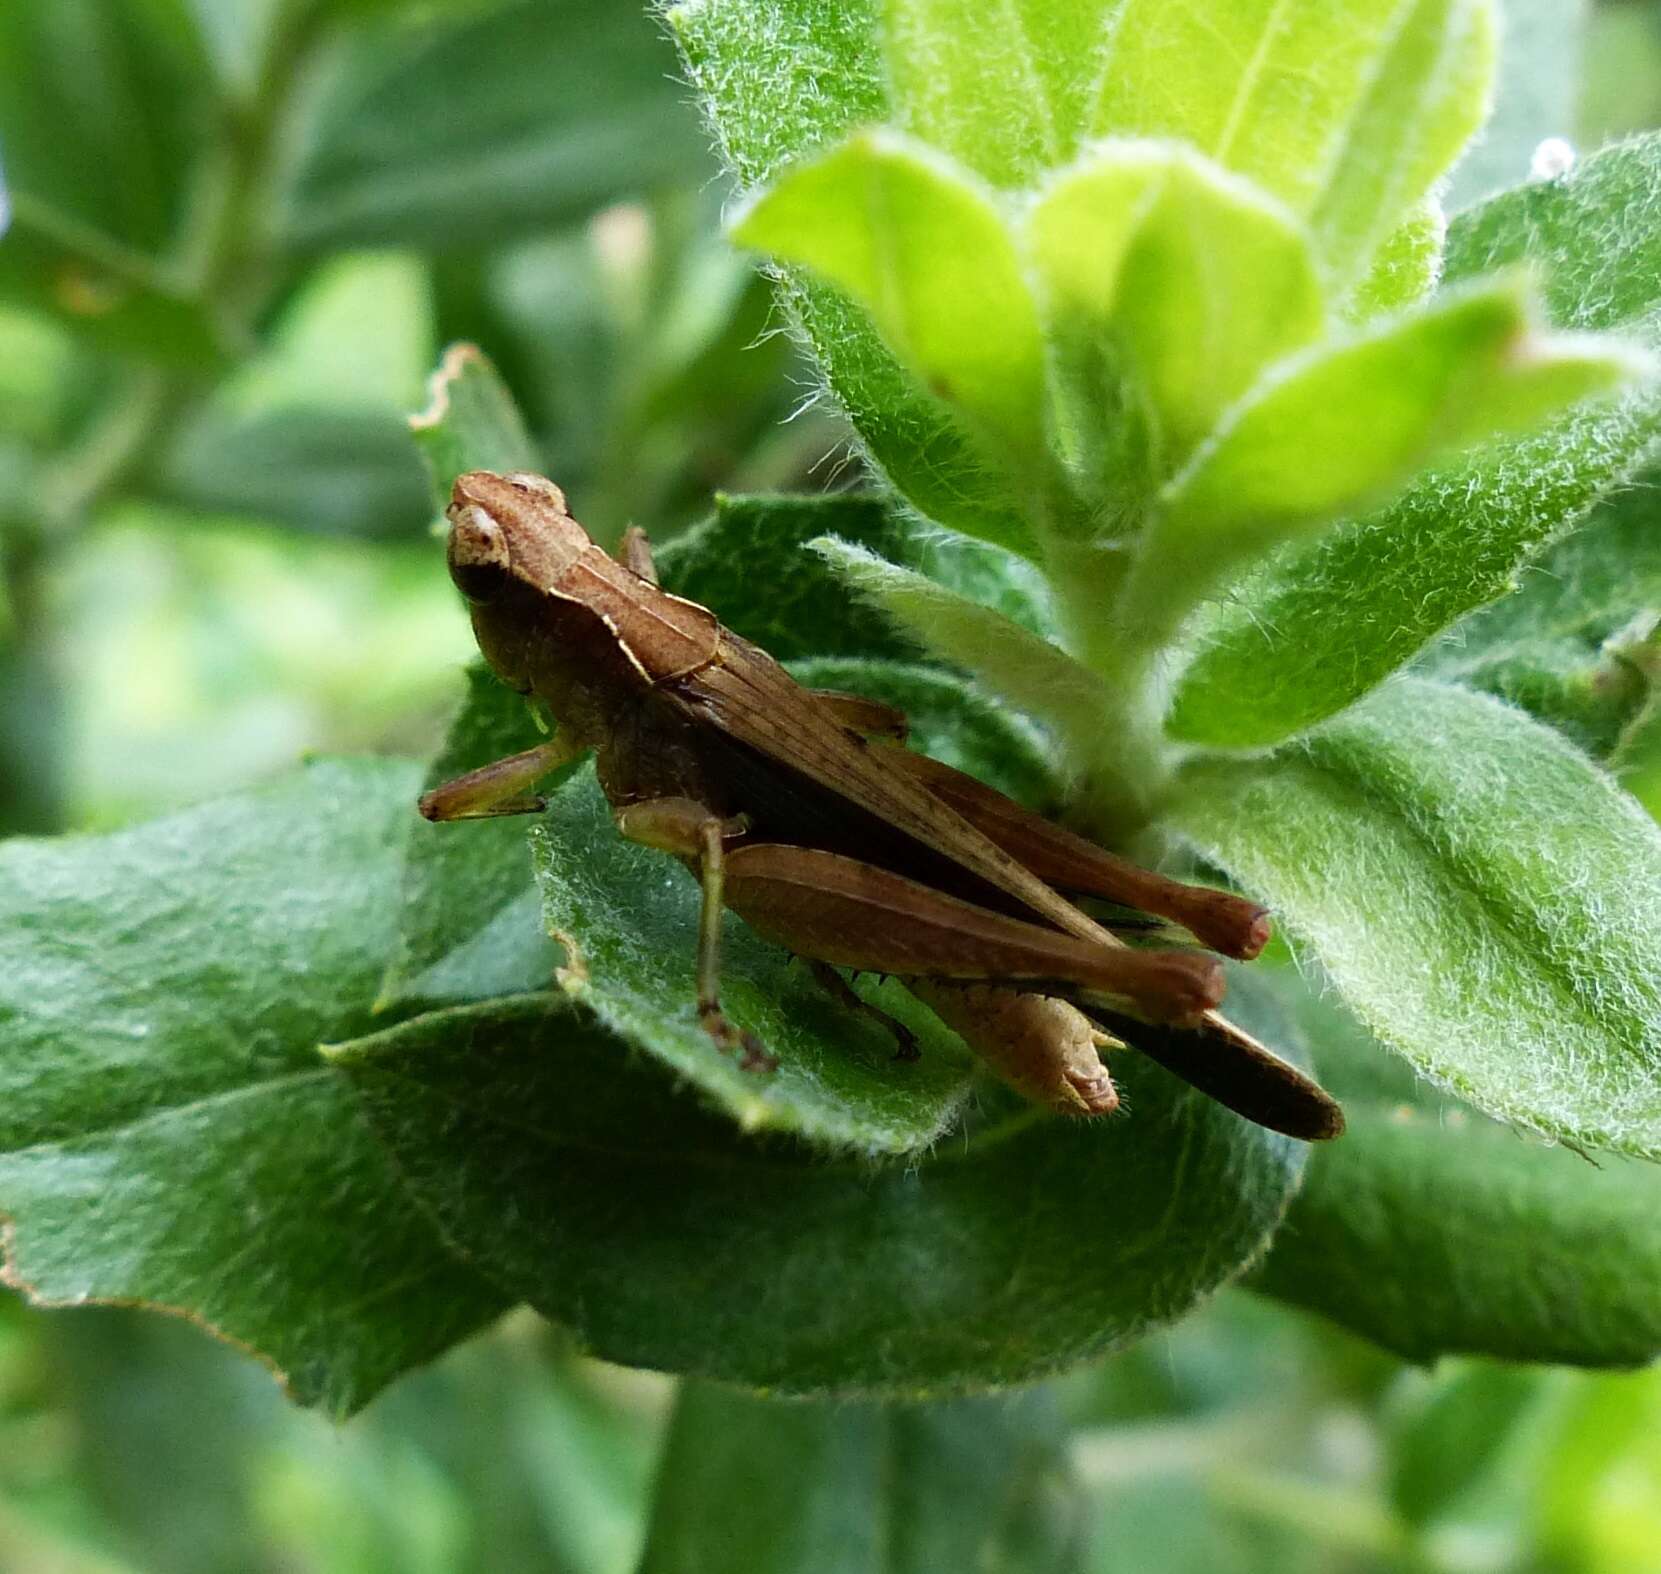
{"left": 733, "top": 130, "right": 1045, "bottom": 460}
{"left": 1345, "top": 199, "right": 1447, "bottom": 320}
{"left": 1251, "top": 980, "right": 1661, "bottom": 1368}
{"left": 380, "top": 665, "right": 566, "bottom": 1011}
{"left": 530, "top": 770, "right": 977, "bottom": 1153}
{"left": 637, "top": 1381, "right": 1085, "bottom": 1573}
{"left": 1418, "top": 481, "right": 1661, "bottom": 760}
{"left": 1173, "top": 679, "right": 1661, "bottom": 1157}
{"left": 672, "top": 0, "right": 1040, "bottom": 554}
{"left": 1135, "top": 276, "right": 1639, "bottom": 649}
{"left": 0, "top": 760, "right": 509, "bottom": 1414}
{"left": 336, "top": 992, "right": 1306, "bottom": 1391}
{"left": 1171, "top": 135, "right": 1661, "bottom": 748}
{"left": 811, "top": 537, "right": 1109, "bottom": 752}
{"left": 1030, "top": 143, "right": 1325, "bottom": 470}
{"left": 882, "top": 0, "right": 1115, "bottom": 189}
{"left": 1092, "top": 0, "right": 1496, "bottom": 290}
{"left": 662, "top": 493, "right": 921, "bottom": 662}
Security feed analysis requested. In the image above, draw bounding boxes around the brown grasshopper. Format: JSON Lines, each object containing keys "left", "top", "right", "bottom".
{"left": 420, "top": 470, "right": 1344, "bottom": 1141}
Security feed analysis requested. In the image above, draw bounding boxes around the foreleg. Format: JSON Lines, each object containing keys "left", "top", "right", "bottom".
{"left": 418, "top": 733, "right": 588, "bottom": 821}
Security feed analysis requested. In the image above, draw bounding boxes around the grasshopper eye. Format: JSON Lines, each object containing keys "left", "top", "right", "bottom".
{"left": 446, "top": 503, "right": 514, "bottom": 602}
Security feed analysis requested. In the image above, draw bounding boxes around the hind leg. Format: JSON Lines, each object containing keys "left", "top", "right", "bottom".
{"left": 806, "top": 960, "right": 919, "bottom": 1061}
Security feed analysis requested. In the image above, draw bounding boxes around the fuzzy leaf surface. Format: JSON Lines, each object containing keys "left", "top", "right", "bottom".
{"left": 1172, "top": 679, "right": 1661, "bottom": 1157}
{"left": 380, "top": 665, "right": 568, "bottom": 1012}
{"left": 671, "top": 0, "right": 1039, "bottom": 553}
{"left": 1345, "top": 199, "right": 1447, "bottom": 320}
{"left": 0, "top": 760, "right": 508, "bottom": 1414}
{"left": 1252, "top": 983, "right": 1661, "bottom": 1367}
{"left": 811, "top": 538, "right": 1109, "bottom": 752}
{"left": 1138, "top": 277, "right": 1637, "bottom": 646}
{"left": 529, "top": 767, "right": 976, "bottom": 1153}
{"left": 1030, "top": 143, "right": 1326, "bottom": 469}
{"left": 1092, "top": 0, "right": 1496, "bottom": 290}
{"left": 336, "top": 992, "right": 1306, "bottom": 1391}
{"left": 637, "top": 1381, "right": 1085, "bottom": 1573}
{"left": 733, "top": 130, "right": 1045, "bottom": 459}
{"left": 1417, "top": 482, "right": 1661, "bottom": 760}
{"left": 1171, "top": 135, "right": 1661, "bottom": 749}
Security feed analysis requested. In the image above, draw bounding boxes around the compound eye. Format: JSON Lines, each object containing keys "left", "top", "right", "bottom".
{"left": 446, "top": 503, "right": 513, "bottom": 602}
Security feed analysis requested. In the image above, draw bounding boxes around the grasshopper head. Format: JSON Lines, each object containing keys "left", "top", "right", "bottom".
{"left": 446, "top": 470, "right": 591, "bottom": 601}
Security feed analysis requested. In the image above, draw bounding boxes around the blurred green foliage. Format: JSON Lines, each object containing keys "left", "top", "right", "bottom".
{"left": 1, "top": 1, "right": 1659, "bottom": 1571}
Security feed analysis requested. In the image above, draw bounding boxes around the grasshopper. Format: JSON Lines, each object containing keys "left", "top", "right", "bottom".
{"left": 420, "top": 470, "right": 1344, "bottom": 1141}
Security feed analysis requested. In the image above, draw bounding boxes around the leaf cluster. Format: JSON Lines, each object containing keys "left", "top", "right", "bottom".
{"left": 1, "top": 0, "right": 1659, "bottom": 1498}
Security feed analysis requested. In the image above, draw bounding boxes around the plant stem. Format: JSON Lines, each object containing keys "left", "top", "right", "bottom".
{"left": 1043, "top": 534, "right": 1178, "bottom": 846}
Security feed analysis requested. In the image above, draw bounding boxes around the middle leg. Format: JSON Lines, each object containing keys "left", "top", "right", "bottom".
{"left": 613, "top": 797, "right": 773, "bottom": 1071}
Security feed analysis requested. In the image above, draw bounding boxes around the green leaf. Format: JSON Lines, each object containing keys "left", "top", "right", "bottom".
{"left": 230, "top": 252, "right": 435, "bottom": 412}
{"left": 1030, "top": 143, "right": 1325, "bottom": 471}
{"left": 0, "top": 0, "right": 222, "bottom": 362}
{"left": 530, "top": 771, "right": 977, "bottom": 1153}
{"left": 1092, "top": 0, "right": 1497, "bottom": 290}
{"left": 1446, "top": 0, "right": 1588, "bottom": 210}
{"left": 1385, "top": 1364, "right": 1546, "bottom": 1526}
{"left": 0, "top": 0, "right": 204, "bottom": 252}
{"left": 882, "top": 0, "right": 1111, "bottom": 189}
{"left": 811, "top": 537, "right": 1110, "bottom": 754}
{"left": 1171, "top": 679, "right": 1661, "bottom": 1158}
{"left": 668, "top": 0, "right": 885, "bottom": 194}
{"left": 158, "top": 254, "right": 441, "bottom": 536}
{"left": 0, "top": 210, "right": 224, "bottom": 367}
{"left": 786, "top": 283, "right": 1043, "bottom": 555}
{"left": 1344, "top": 198, "right": 1446, "bottom": 321}
{"left": 1250, "top": 991, "right": 1661, "bottom": 1368}
{"left": 733, "top": 129, "right": 1046, "bottom": 461}
{"left": 335, "top": 990, "right": 1306, "bottom": 1391}
{"left": 408, "top": 342, "right": 540, "bottom": 513}
{"left": 661, "top": 493, "right": 921, "bottom": 662}
{"left": 1135, "top": 276, "right": 1639, "bottom": 649}
{"left": 0, "top": 760, "right": 509, "bottom": 1414}
{"left": 636, "top": 1382, "right": 1086, "bottom": 1573}
{"left": 282, "top": 0, "right": 710, "bottom": 250}
{"left": 785, "top": 655, "right": 1058, "bottom": 809}
{"left": 1170, "top": 134, "right": 1661, "bottom": 750}
{"left": 381, "top": 342, "right": 552, "bottom": 1011}
{"left": 1417, "top": 483, "right": 1661, "bottom": 760}
{"left": 672, "top": 0, "right": 1040, "bottom": 556}
{"left": 380, "top": 665, "right": 564, "bottom": 1012}
{"left": 158, "top": 405, "right": 432, "bottom": 538}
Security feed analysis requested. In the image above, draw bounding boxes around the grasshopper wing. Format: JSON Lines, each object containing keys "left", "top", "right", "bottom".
{"left": 671, "top": 633, "right": 1120, "bottom": 948}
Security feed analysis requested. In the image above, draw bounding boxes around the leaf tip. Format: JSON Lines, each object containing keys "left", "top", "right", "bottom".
{"left": 409, "top": 341, "right": 487, "bottom": 433}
